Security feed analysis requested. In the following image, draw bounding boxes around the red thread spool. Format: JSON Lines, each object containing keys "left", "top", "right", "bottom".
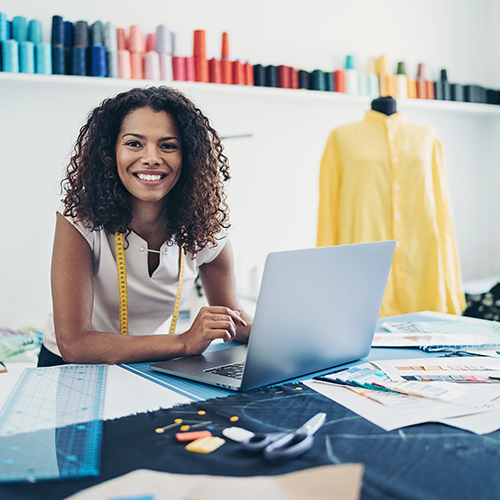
{"left": 334, "top": 70, "right": 346, "bottom": 92}
{"left": 278, "top": 65, "right": 291, "bottom": 88}
{"left": 222, "top": 59, "right": 232, "bottom": 84}
{"left": 117, "top": 28, "right": 127, "bottom": 51}
{"left": 128, "top": 25, "right": 143, "bottom": 54}
{"left": 426, "top": 80, "right": 435, "bottom": 99}
{"left": 244, "top": 62, "right": 254, "bottom": 85}
{"left": 195, "top": 56, "right": 209, "bottom": 82}
{"left": 185, "top": 56, "right": 195, "bottom": 81}
{"left": 172, "top": 56, "right": 186, "bottom": 81}
{"left": 146, "top": 33, "right": 156, "bottom": 53}
{"left": 209, "top": 58, "right": 222, "bottom": 83}
{"left": 290, "top": 68, "right": 299, "bottom": 89}
{"left": 193, "top": 30, "right": 206, "bottom": 57}
{"left": 221, "top": 32, "right": 229, "bottom": 59}
{"left": 233, "top": 60, "right": 244, "bottom": 85}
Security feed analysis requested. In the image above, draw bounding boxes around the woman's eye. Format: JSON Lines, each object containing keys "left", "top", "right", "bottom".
{"left": 125, "top": 141, "right": 141, "bottom": 147}
{"left": 161, "top": 143, "right": 178, "bottom": 150}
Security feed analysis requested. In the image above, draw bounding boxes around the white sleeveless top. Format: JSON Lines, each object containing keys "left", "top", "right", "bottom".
{"left": 43, "top": 205, "right": 227, "bottom": 356}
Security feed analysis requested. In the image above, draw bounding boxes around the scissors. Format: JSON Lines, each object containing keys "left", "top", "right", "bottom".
{"left": 241, "top": 412, "right": 326, "bottom": 460}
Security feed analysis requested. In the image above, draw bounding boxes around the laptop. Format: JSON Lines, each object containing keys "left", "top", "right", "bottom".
{"left": 151, "top": 241, "right": 396, "bottom": 391}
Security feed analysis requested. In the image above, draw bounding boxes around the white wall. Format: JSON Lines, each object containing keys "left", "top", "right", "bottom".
{"left": 1, "top": 0, "right": 499, "bottom": 327}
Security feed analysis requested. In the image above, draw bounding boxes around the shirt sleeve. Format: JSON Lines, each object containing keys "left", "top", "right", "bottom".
{"left": 317, "top": 130, "right": 341, "bottom": 247}
{"left": 193, "top": 231, "right": 229, "bottom": 266}
{"left": 56, "top": 203, "right": 96, "bottom": 251}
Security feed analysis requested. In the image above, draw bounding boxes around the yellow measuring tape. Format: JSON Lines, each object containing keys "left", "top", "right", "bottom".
{"left": 114, "top": 233, "right": 185, "bottom": 336}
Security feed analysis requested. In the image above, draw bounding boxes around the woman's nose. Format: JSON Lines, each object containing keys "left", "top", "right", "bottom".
{"left": 141, "top": 145, "right": 160, "bottom": 166}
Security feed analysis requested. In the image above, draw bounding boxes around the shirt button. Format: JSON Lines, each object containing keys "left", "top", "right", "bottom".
{"left": 394, "top": 184, "right": 400, "bottom": 190}
{"left": 139, "top": 246, "right": 145, "bottom": 252}
{"left": 393, "top": 157, "right": 399, "bottom": 163}
{"left": 163, "top": 248, "right": 168, "bottom": 255}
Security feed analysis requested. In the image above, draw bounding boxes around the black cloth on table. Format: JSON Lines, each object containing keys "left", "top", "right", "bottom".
{"left": 1, "top": 383, "right": 500, "bottom": 500}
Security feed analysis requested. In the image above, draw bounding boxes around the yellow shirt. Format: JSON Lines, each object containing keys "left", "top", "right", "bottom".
{"left": 317, "top": 110, "right": 465, "bottom": 317}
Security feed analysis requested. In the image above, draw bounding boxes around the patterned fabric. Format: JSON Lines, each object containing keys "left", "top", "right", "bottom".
{"left": 463, "top": 283, "right": 500, "bottom": 321}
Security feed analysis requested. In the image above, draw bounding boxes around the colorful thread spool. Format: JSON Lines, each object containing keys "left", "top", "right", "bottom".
{"left": 116, "top": 28, "right": 127, "bottom": 51}
{"left": 193, "top": 30, "right": 208, "bottom": 82}
{"left": 2, "top": 39, "right": 19, "bottom": 72}
{"left": 117, "top": 49, "right": 131, "bottom": 78}
{"left": 298, "top": 70, "right": 310, "bottom": 89}
{"left": 253, "top": 64, "right": 265, "bottom": 86}
{"left": 20, "top": 41, "right": 35, "bottom": 73}
{"left": 244, "top": 62, "right": 254, "bottom": 86}
{"left": 324, "top": 71, "right": 334, "bottom": 92}
{"left": 51, "top": 15, "right": 64, "bottom": 45}
{"left": 233, "top": 60, "right": 244, "bottom": 84}
{"left": 90, "top": 44, "right": 107, "bottom": 77}
{"left": 130, "top": 51, "right": 143, "bottom": 79}
{"left": 209, "top": 58, "right": 221, "bottom": 83}
{"left": 159, "top": 53, "right": 173, "bottom": 81}
{"left": 265, "top": 65, "right": 278, "bottom": 87}
{"left": 104, "top": 22, "right": 118, "bottom": 78}
{"left": 310, "top": 69, "right": 325, "bottom": 91}
{"left": 72, "top": 46, "right": 87, "bottom": 75}
{"left": 333, "top": 70, "right": 346, "bottom": 92}
{"left": 12, "top": 16, "right": 28, "bottom": 43}
{"left": 52, "top": 45, "right": 65, "bottom": 74}
{"left": 185, "top": 56, "right": 195, "bottom": 81}
{"left": 74, "top": 21, "right": 89, "bottom": 47}
{"left": 28, "top": 19, "right": 42, "bottom": 45}
{"left": 0, "top": 13, "right": 7, "bottom": 42}
{"left": 91, "top": 21, "right": 104, "bottom": 46}
{"left": 145, "top": 51, "right": 160, "bottom": 80}
{"left": 128, "top": 25, "right": 143, "bottom": 54}
{"left": 36, "top": 43, "right": 51, "bottom": 74}
{"left": 172, "top": 56, "right": 186, "bottom": 80}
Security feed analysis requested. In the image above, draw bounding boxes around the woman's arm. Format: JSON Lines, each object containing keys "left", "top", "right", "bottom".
{"left": 196, "top": 240, "right": 253, "bottom": 343}
{"left": 51, "top": 214, "right": 241, "bottom": 364}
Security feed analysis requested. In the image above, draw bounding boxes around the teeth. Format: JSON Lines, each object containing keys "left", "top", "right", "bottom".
{"left": 137, "top": 173, "right": 162, "bottom": 181}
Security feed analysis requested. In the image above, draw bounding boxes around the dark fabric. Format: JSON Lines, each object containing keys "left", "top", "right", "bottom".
{"left": 37, "top": 344, "right": 67, "bottom": 367}
{"left": 463, "top": 282, "right": 500, "bottom": 321}
{"left": 1, "top": 383, "right": 500, "bottom": 500}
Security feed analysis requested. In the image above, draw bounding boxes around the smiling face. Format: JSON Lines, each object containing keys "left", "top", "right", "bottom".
{"left": 115, "top": 107, "right": 182, "bottom": 210}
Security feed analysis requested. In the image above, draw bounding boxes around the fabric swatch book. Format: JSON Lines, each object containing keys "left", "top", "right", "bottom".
{"left": 372, "top": 320, "right": 500, "bottom": 352}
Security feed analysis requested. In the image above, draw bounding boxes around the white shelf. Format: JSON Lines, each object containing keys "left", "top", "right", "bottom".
{"left": 1, "top": 72, "right": 500, "bottom": 116}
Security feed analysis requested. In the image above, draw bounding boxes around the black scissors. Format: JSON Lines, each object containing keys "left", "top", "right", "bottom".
{"left": 241, "top": 412, "right": 326, "bottom": 460}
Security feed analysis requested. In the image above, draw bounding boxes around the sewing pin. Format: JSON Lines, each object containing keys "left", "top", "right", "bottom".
{"left": 155, "top": 421, "right": 182, "bottom": 434}
{"left": 173, "top": 410, "right": 207, "bottom": 415}
{"left": 215, "top": 411, "right": 239, "bottom": 422}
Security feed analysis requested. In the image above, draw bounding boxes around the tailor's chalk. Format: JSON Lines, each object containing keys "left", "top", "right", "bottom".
{"left": 298, "top": 69, "right": 310, "bottom": 89}
{"left": 244, "top": 62, "right": 254, "bottom": 85}
{"left": 28, "top": 19, "right": 42, "bottom": 45}
{"left": 129, "top": 25, "right": 143, "bottom": 53}
{"left": 2, "top": 39, "right": 19, "bottom": 72}
{"left": 51, "top": 15, "right": 64, "bottom": 46}
{"left": 172, "top": 56, "right": 186, "bottom": 80}
{"left": 324, "top": 71, "right": 334, "bottom": 92}
{"left": 185, "top": 56, "right": 195, "bottom": 81}
{"left": 333, "top": 69, "right": 346, "bottom": 92}
{"left": 90, "top": 44, "right": 107, "bottom": 77}
{"left": 310, "top": 69, "right": 325, "bottom": 91}
{"left": 233, "top": 60, "right": 244, "bottom": 84}
{"left": 36, "top": 43, "right": 52, "bottom": 74}
{"left": 145, "top": 51, "right": 160, "bottom": 80}
{"left": 222, "top": 427, "right": 255, "bottom": 443}
{"left": 12, "top": 16, "right": 28, "bottom": 43}
{"left": 131, "top": 51, "right": 143, "bottom": 79}
{"left": 118, "top": 49, "right": 131, "bottom": 78}
{"left": 159, "top": 53, "right": 173, "bottom": 81}
{"left": 116, "top": 28, "right": 126, "bottom": 51}
{"left": 253, "top": 64, "right": 265, "bottom": 86}
{"left": 176, "top": 430, "right": 212, "bottom": 442}
{"left": 209, "top": 58, "right": 221, "bottom": 83}
{"left": 72, "top": 46, "right": 87, "bottom": 75}
{"left": 185, "top": 436, "right": 225, "bottom": 454}
{"left": 74, "top": 21, "right": 89, "bottom": 47}
{"left": 265, "top": 65, "right": 278, "bottom": 87}
{"left": 0, "top": 13, "right": 7, "bottom": 42}
{"left": 20, "top": 41, "right": 35, "bottom": 73}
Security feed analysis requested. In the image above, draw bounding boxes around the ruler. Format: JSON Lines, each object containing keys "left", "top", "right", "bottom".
{"left": 0, "top": 364, "right": 107, "bottom": 483}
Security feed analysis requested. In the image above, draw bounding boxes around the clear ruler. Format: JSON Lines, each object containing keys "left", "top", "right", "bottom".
{"left": 0, "top": 364, "right": 107, "bottom": 483}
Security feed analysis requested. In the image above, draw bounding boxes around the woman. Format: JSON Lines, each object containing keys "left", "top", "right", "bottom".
{"left": 38, "top": 86, "right": 251, "bottom": 367}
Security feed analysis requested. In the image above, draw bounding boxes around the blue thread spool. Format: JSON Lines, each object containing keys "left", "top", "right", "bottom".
{"left": 90, "top": 44, "right": 106, "bottom": 77}
{"left": 265, "top": 65, "right": 278, "bottom": 87}
{"left": 324, "top": 71, "right": 334, "bottom": 91}
{"left": 12, "top": 16, "right": 28, "bottom": 42}
{"left": 72, "top": 46, "right": 87, "bottom": 75}
{"left": 52, "top": 45, "right": 65, "bottom": 74}
{"left": 0, "top": 13, "right": 8, "bottom": 42}
{"left": 20, "top": 41, "right": 35, "bottom": 73}
{"left": 51, "top": 15, "right": 64, "bottom": 45}
{"left": 74, "top": 21, "right": 89, "bottom": 47}
{"left": 28, "top": 19, "right": 42, "bottom": 44}
{"left": 2, "top": 39, "right": 19, "bottom": 72}
{"left": 298, "top": 70, "right": 310, "bottom": 90}
{"left": 91, "top": 21, "right": 104, "bottom": 46}
{"left": 311, "top": 69, "right": 326, "bottom": 91}
{"left": 64, "top": 21, "right": 73, "bottom": 75}
{"left": 36, "top": 43, "right": 52, "bottom": 74}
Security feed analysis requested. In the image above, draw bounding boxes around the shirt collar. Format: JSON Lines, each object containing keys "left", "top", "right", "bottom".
{"left": 365, "top": 109, "right": 405, "bottom": 126}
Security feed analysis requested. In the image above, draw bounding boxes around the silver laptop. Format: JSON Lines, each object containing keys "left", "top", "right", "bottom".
{"left": 151, "top": 241, "right": 396, "bottom": 391}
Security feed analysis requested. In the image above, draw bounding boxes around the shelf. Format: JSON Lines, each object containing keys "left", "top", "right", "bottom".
{"left": 1, "top": 72, "right": 500, "bottom": 116}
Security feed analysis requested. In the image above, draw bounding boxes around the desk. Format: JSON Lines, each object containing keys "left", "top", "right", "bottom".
{"left": 1, "top": 312, "right": 499, "bottom": 500}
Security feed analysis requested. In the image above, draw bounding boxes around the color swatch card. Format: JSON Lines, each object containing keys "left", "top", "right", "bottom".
{"left": 373, "top": 320, "right": 500, "bottom": 351}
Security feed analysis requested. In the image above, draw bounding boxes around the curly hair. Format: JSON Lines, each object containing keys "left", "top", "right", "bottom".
{"left": 61, "top": 86, "right": 230, "bottom": 255}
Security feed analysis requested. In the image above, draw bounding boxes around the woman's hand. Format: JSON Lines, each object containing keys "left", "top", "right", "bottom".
{"left": 179, "top": 306, "right": 247, "bottom": 356}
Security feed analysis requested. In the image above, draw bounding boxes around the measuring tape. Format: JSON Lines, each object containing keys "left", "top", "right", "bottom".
{"left": 114, "top": 233, "right": 185, "bottom": 336}
{"left": 0, "top": 365, "right": 106, "bottom": 483}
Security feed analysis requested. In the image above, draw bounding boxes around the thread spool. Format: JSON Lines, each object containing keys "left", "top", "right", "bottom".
{"left": 145, "top": 33, "right": 155, "bottom": 52}
{"left": 36, "top": 43, "right": 52, "bottom": 74}
{"left": 74, "top": 21, "right": 89, "bottom": 47}
{"left": 51, "top": 15, "right": 64, "bottom": 46}
{"left": 172, "top": 56, "right": 185, "bottom": 80}
{"left": 253, "top": 64, "right": 265, "bottom": 86}
{"left": 156, "top": 25, "right": 172, "bottom": 54}
{"left": 193, "top": 30, "right": 206, "bottom": 57}
{"left": 2, "top": 39, "right": 19, "bottom": 72}
{"left": 91, "top": 21, "right": 104, "bottom": 46}
{"left": 221, "top": 59, "right": 232, "bottom": 84}
{"left": 107, "top": 51, "right": 118, "bottom": 78}
{"left": 311, "top": 70, "right": 325, "bottom": 91}
{"left": 245, "top": 62, "right": 254, "bottom": 86}
{"left": 358, "top": 73, "right": 368, "bottom": 95}
{"left": 298, "top": 70, "right": 310, "bottom": 89}
{"left": 232, "top": 60, "right": 244, "bottom": 84}
{"left": 91, "top": 44, "right": 107, "bottom": 77}
{"left": 72, "top": 46, "right": 87, "bottom": 75}
{"left": 426, "top": 80, "right": 435, "bottom": 99}
{"left": 333, "top": 70, "right": 346, "bottom": 92}
{"left": 185, "top": 56, "right": 195, "bottom": 81}
{"left": 28, "top": 19, "right": 42, "bottom": 44}
{"left": 12, "top": 16, "right": 28, "bottom": 43}
{"left": 144, "top": 51, "right": 160, "bottom": 80}
{"left": 104, "top": 22, "right": 117, "bottom": 52}
{"left": 117, "top": 28, "right": 127, "bottom": 51}
{"left": 324, "top": 71, "right": 334, "bottom": 92}
{"left": 129, "top": 25, "right": 143, "bottom": 54}
{"left": 20, "top": 41, "right": 35, "bottom": 73}
{"left": 439, "top": 69, "right": 451, "bottom": 100}
{"left": 265, "top": 65, "right": 278, "bottom": 87}
{"left": 367, "top": 74, "right": 379, "bottom": 96}
{"left": 0, "top": 13, "right": 7, "bottom": 42}
{"left": 416, "top": 63, "right": 426, "bottom": 98}
{"left": 345, "top": 55, "right": 358, "bottom": 94}
{"left": 117, "top": 49, "right": 131, "bottom": 78}
{"left": 221, "top": 32, "right": 229, "bottom": 59}
{"left": 194, "top": 56, "right": 208, "bottom": 82}
{"left": 407, "top": 78, "right": 417, "bottom": 98}
{"left": 130, "top": 52, "right": 143, "bottom": 79}
{"left": 64, "top": 21, "right": 73, "bottom": 74}
{"left": 277, "top": 65, "right": 291, "bottom": 88}
{"left": 209, "top": 58, "right": 221, "bottom": 83}
{"left": 52, "top": 45, "right": 65, "bottom": 74}
{"left": 159, "top": 53, "right": 173, "bottom": 81}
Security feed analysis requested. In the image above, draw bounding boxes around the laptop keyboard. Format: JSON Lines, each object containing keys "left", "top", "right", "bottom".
{"left": 204, "top": 361, "right": 246, "bottom": 380}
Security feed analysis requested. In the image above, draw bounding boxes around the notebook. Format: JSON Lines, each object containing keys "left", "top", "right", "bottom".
{"left": 151, "top": 241, "right": 396, "bottom": 391}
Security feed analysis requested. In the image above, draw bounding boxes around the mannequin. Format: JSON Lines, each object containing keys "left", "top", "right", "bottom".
{"left": 371, "top": 96, "right": 397, "bottom": 116}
